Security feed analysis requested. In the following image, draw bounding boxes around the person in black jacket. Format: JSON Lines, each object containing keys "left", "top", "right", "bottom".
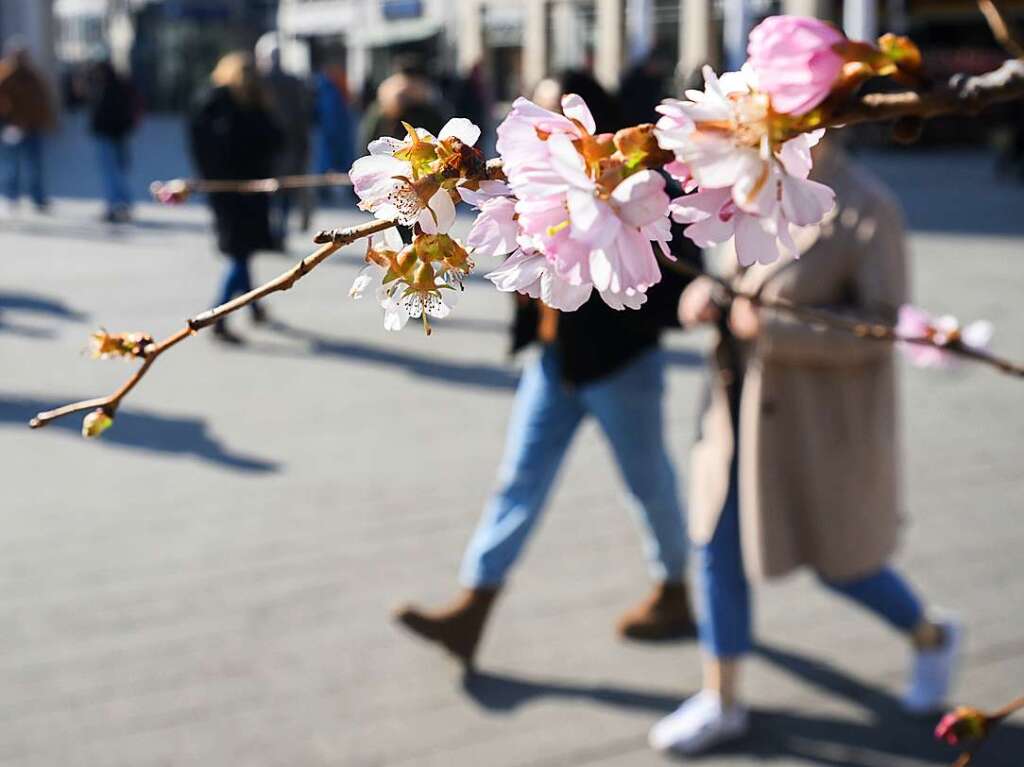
{"left": 88, "top": 59, "right": 138, "bottom": 223}
{"left": 396, "top": 72, "right": 700, "bottom": 667}
{"left": 189, "top": 52, "right": 283, "bottom": 343}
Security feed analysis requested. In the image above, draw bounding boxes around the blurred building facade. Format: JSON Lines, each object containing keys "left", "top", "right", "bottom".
{"left": 454, "top": 0, "right": 892, "bottom": 95}
{"left": 24, "top": 0, "right": 1023, "bottom": 130}
{"left": 0, "top": 0, "right": 58, "bottom": 84}
{"left": 275, "top": 0, "right": 459, "bottom": 103}
{"left": 52, "top": 0, "right": 277, "bottom": 110}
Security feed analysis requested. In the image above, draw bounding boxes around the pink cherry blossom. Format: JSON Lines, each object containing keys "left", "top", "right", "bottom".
{"left": 655, "top": 65, "right": 835, "bottom": 265}
{"left": 492, "top": 93, "right": 672, "bottom": 311}
{"left": 670, "top": 187, "right": 790, "bottom": 267}
{"left": 747, "top": 15, "right": 846, "bottom": 116}
{"left": 485, "top": 249, "right": 595, "bottom": 312}
{"left": 896, "top": 305, "right": 994, "bottom": 368}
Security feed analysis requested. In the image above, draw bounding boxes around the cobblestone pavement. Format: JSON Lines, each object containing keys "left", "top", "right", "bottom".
{"left": 1, "top": 148, "right": 1023, "bottom": 766}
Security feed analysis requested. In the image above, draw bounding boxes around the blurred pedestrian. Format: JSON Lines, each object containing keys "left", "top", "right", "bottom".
{"left": 649, "top": 140, "right": 963, "bottom": 755}
{"left": 619, "top": 54, "right": 670, "bottom": 127}
{"left": 395, "top": 73, "right": 698, "bottom": 667}
{"left": 255, "top": 33, "right": 313, "bottom": 246}
{"left": 0, "top": 39, "right": 55, "bottom": 213}
{"left": 358, "top": 54, "right": 449, "bottom": 152}
{"left": 313, "top": 57, "right": 355, "bottom": 203}
{"left": 189, "top": 52, "right": 283, "bottom": 344}
{"left": 88, "top": 58, "right": 139, "bottom": 223}
{"left": 449, "top": 61, "right": 491, "bottom": 149}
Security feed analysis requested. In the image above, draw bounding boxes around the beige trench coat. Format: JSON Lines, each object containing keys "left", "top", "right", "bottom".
{"left": 689, "top": 150, "right": 909, "bottom": 582}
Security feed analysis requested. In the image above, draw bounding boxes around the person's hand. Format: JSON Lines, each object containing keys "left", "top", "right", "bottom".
{"left": 728, "top": 296, "right": 761, "bottom": 340}
{"left": 678, "top": 277, "right": 720, "bottom": 328}
{"left": 2, "top": 125, "right": 23, "bottom": 145}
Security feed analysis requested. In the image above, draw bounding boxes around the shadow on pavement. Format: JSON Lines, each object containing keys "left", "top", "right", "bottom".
{"left": 462, "top": 669, "right": 682, "bottom": 714}
{"left": 0, "top": 290, "right": 87, "bottom": 338}
{"left": 250, "top": 320, "right": 521, "bottom": 391}
{"left": 460, "top": 642, "right": 1023, "bottom": 766}
{"left": 737, "top": 642, "right": 1024, "bottom": 767}
{"left": 0, "top": 395, "right": 279, "bottom": 473}
{"left": 246, "top": 319, "right": 703, "bottom": 389}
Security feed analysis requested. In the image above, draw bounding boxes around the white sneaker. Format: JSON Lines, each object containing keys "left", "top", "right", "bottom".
{"left": 903, "top": 616, "right": 964, "bottom": 714}
{"left": 649, "top": 690, "right": 749, "bottom": 755}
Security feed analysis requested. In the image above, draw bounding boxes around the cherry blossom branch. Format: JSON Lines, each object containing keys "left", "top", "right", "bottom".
{"left": 149, "top": 172, "right": 350, "bottom": 203}
{"left": 818, "top": 57, "right": 1024, "bottom": 130}
{"left": 28, "top": 218, "right": 395, "bottom": 430}
{"left": 660, "top": 257, "right": 1024, "bottom": 378}
{"left": 978, "top": 0, "right": 1024, "bottom": 59}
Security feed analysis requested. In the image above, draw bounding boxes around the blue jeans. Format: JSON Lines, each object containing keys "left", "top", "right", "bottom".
{"left": 460, "top": 347, "right": 688, "bottom": 587}
{"left": 217, "top": 259, "right": 254, "bottom": 307}
{"left": 699, "top": 455, "right": 924, "bottom": 658}
{"left": 96, "top": 138, "right": 131, "bottom": 211}
{"left": 4, "top": 131, "right": 46, "bottom": 206}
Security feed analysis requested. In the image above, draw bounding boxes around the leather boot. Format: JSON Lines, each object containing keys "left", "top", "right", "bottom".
{"left": 617, "top": 581, "right": 696, "bottom": 641}
{"left": 395, "top": 588, "right": 499, "bottom": 666}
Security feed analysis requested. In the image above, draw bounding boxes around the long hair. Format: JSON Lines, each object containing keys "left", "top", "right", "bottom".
{"left": 211, "top": 51, "right": 264, "bottom": 107}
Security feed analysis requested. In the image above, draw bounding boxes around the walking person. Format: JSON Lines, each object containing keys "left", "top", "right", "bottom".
{"left": 0, "top": 40, "right": 55, "bottom": 214}
{"left": 649, "top": 140, "right": 963, "bottom": 755}
{"left": 189, "top": 52, "right": 282, "bottom": 344}
{"left": 255, "top": 33, "right": 313, "bottom": 246}
{"left": 358, "top": 55, "right": 448, "bottom": 153}
{"left": 313, "top": 57, "right": 355, "bottom": 204}
{"left": 396, "top": 72, "right": 699, "bottom": 667}
{"left": 88, "top": 58, "right": 138, "bottom": 223}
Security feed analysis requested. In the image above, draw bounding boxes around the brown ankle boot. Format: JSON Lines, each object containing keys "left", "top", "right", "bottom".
{"left": 395, "top": 588, "right": 499, "bottom": 666}
{"left": 617, "top": 581, "right": 696, "bottom": 641}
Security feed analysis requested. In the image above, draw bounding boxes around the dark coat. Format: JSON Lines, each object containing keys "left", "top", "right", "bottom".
{"left": 511, "top": 220, "right": 702, "bottom": 385}
{"left": 189, "top": 86, "right": 283, "bottom": 259}
{"left": 0, "top": 55, "right": 55, "bottom": 132}
{"left": 89, "top": 66, "right": 138, "bottom": 139}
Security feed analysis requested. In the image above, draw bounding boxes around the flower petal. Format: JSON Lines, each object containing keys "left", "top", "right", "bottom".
{"left": 561, "top": 93, "right": 596, "bottom": 134}
{"left": 735, "top": 214, "right": 779, "bottom": 266}
{"left": 438, "top": 117, "right": 481, "bottom": 147}
{"left": 423, "top": 188, "right": 457, "bottom": 235}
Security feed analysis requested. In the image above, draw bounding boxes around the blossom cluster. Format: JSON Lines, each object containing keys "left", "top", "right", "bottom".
{"left": 896, "top": 305, "right": 993, "bottom": 369}
{"left": 346, "top": 14, "right": 926, "bottom": 330}
{"left": 347, "top": 118, "right": 484, "bottom": 333}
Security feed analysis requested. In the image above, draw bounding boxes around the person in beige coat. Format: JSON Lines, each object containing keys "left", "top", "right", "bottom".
{"left": 649, "top": 142, "right": 964, "bottom": 755}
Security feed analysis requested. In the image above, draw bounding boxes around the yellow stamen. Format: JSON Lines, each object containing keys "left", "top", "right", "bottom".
{"left": 546, "top": 220, "right": 570, "bottom": 237}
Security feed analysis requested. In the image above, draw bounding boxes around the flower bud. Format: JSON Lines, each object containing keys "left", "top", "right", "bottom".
{"left": 747, "top": 16, "right": 846, "bottom": 116}
{"left": 150, "top": 179, "right": 190, "bottom": 205}
{"left": 89, "top": 330, "right": 154, "bottom": 360}
{"left": 935, "top": 707, "right": 990, "bottom": 747}
{"left": 82, "top": 409, "right": 114, "bottom": 439}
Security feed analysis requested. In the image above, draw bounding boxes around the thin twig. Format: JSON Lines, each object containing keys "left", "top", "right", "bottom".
{"left": 993, "top": 696, "right": 1024, "bottom": 721}
{"left": 660, "top": 257, "right": 1024, "bottom": 378}
{"left": 29, "top": 218, "right": 395, "bottom": 429}
{"left": 152, "top": 172, "right": 351, "bottom": 198}
{"left": 978, "top": 0, "right": 1024, "bottom": 59}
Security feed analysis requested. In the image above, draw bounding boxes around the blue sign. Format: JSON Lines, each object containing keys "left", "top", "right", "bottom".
{"left": 382, "top": 0, "right": 424, "bottom": 21}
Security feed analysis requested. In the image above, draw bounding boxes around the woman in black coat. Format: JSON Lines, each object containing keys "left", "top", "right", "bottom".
{"left": 189, "top": 52, "right": 283, "bottom": 342}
